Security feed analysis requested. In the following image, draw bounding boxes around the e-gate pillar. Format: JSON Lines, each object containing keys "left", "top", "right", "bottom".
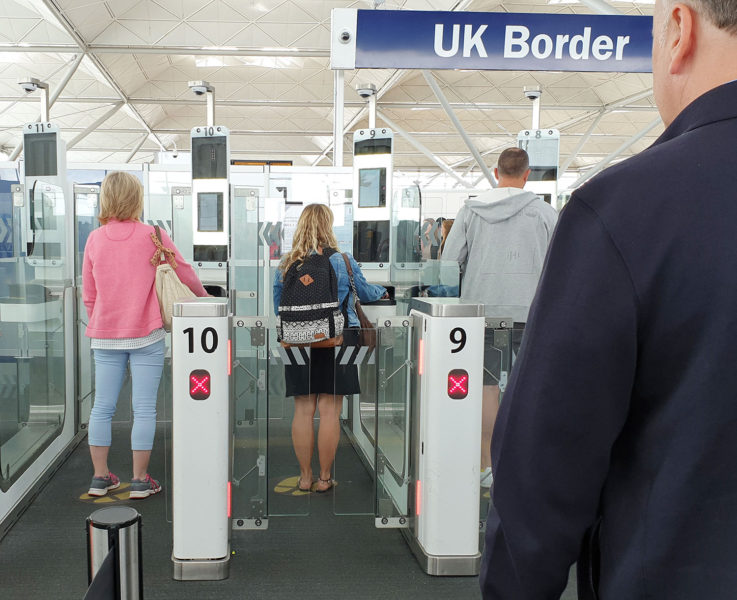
{"left": 171, "top": 298, "right": 231, "bottom": 580}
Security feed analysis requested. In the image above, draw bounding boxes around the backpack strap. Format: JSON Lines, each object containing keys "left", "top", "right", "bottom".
{"left": 150, "top": 225, "right": 178, "bottom": 268}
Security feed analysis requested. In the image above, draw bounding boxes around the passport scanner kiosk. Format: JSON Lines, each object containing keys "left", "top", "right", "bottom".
{"left": 352, "top": 128, "right": 393, "bottom": 284}
{"left": 182, "top": 81, "right": 230, "bottom": 295}
{"left": 171, "top": 298, "right": 231, "bottom": 580}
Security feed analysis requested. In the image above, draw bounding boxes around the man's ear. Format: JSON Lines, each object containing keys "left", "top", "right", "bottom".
{"left": 669, "top": 3, "right": 696, "bottom": 74}
{"left": 493, "top": 167, "right": 499, "bottom": 180}
{"left": 522, "top": 169, "right": 531, "bottom": 184}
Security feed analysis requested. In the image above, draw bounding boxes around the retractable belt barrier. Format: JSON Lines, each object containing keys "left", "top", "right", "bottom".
{"left": 171, "top": 298, "right": 231, "bottom": 581}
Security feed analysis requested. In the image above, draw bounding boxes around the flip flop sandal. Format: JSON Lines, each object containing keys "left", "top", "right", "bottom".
{"left": 315, "top": 477, "right": 334, "bottom": 493}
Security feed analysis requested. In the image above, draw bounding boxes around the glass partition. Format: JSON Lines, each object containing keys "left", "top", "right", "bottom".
{"left": 0, "top": 177, "right": 69, "bottom": 491}
{"left": 479, "top": 318, "right": 515, "bottom": 521}
{"left": 372, "top": 320, "right": 413, "bottom": 525}
{"left": 74, "top": 184, "right": 99, "bottom": 427}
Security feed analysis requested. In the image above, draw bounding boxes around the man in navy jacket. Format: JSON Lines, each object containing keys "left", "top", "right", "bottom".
{"left": 481, "top": 1, "right": 737, "bottom": 598}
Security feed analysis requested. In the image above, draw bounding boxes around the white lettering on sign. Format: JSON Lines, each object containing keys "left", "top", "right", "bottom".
{"left": 503, "top": 25, "right": 631, "bottom": 61}
{"left": 434, "top": 23, "right": 488, "bottom": 58}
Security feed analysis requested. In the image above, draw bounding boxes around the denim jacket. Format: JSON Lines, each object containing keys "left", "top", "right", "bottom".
{"left": 273, "top": 251, "right": 386, "bottom": 327}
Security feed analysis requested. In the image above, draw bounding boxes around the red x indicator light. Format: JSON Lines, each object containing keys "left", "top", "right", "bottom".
{"left": 189, "top": 369, "right": 211, "bottom": 400}
{"left": 448, "top": 369, "right": 469, "bottom": 399}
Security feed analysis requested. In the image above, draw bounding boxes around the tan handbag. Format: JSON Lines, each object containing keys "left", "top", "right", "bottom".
{"left": 150, "top": 226, "right": 195, "bottom": 332}
{"left": 341, "top": 253, "right": 377, "bottom": 349}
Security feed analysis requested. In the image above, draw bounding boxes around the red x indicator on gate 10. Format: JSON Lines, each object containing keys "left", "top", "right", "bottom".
{"left": 447, "top": 369, "right": 469, "bottom": 400}
{"left": 189, "top": 369, "right": 211, "bottom": 400}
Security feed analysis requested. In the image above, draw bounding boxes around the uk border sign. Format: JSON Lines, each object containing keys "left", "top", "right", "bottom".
{"left": 331, "top": 9, "right": 653, "bottom": 73}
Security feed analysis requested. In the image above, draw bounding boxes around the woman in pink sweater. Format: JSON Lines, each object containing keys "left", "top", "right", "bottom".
{"left": 82, "top": 171, "right": 207, "bottom": 499}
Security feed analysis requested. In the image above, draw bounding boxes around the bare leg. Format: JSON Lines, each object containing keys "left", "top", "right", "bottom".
{"left": 90, "top": 445, "right": 111, "bottom": 478}
{"left": 481, "top": 385, "right": 501, "bottom": 470}
{"left": 292, "top": 394, "right": 318, "bottom": 488}
{"left": 316, "top": 394, "right": 342, "bottom": 490}
{"left": 132, "top": 450, "right": 152, "bottom": 480}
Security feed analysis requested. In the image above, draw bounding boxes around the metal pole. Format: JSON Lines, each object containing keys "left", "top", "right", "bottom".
{"left": 333, "top": 70, "right": 344, "bottom": 167}
{"left": 206, "top": 89, "right": 215, "bottom": 128}
{"left": 368, "top": 94, "right": 376, "bottom": 129}
{"left": 66, "top": 102, "right": 124, "bottom": 149}
{"left": 422, "top": 70, "right": 496, "bottom": 187}
{"left": 377, "top": 109, "right": 473, "bottom": 189}
{"left": 567, "top": 117, "right": 662, "bottom": 190}
{"left": 531, "top": 96, "right": 541, "bottom": 130}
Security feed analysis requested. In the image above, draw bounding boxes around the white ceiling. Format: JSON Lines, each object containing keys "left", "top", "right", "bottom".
{"left": 0, "top": 0, "right": 659, "bottom": 182}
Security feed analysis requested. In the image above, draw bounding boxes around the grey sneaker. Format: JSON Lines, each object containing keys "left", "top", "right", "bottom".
{"left": 129, "top": 474, "right": 162, "bottom": 499}
{"left": 88, "top": 472, "right": 120, "bottom": 497}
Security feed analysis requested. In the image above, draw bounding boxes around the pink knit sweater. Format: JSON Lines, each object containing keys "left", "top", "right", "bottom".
{"left": 83, "top": 220, "right": 208, "bottom": 338}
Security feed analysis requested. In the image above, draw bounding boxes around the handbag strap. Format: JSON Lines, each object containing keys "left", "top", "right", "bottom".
{"left": 341, "top": 253, "right": 359, "bottom": 307}
{"left": 150, "top": 225, "right": 179, "bottom": 269}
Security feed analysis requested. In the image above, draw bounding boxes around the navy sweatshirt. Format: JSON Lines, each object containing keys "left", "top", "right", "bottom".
{"left": 481, "top": 80, "right": 737, "bottom": 599}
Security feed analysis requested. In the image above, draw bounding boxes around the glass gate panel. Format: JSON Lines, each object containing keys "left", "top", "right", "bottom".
{"left": 480, "top": 319, "right": 514, "bottom": 523}
{"left": 74, "top": 184, "right": 99, "bottom": 427}
{"left": 0, "top": 179, "right": 69, "bottom": 490}
{"left": 231, "top": 319, "right": 271, "bottom": 526}
{"left": 373, "top": 320, "right": 413, "bottom": 525}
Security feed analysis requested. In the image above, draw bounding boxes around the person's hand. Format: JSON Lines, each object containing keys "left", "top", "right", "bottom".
{"left": 381, "top": 292, "right": 389, "bottom": 299}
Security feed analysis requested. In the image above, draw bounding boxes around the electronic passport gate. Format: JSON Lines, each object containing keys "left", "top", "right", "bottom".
{"left": 407, "top": 298, "right": 485, "bottom": 576}
{"left": 171, "top": 298, "right": 231, "bottom": 580}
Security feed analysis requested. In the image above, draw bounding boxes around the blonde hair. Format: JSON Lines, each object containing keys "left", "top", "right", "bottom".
{"left": 279, "top": 203, "right": 339, "bottom": 274}
{"left": 98, "top": 171, "right": 144, "bottom": 225}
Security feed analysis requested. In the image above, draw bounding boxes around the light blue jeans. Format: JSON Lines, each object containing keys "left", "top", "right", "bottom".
{"left": 88, "top": 339, "right": 165, "bottom": 451}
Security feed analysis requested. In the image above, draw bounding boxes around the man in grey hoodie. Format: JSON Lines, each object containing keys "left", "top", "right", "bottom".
{"left": 441, "top": 147, "right": 558, "bottom": 487}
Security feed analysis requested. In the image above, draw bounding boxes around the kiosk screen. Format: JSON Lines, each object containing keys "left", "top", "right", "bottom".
{"left": 353, "top": 220, "right": 389, "bottom": 263}
{"left": 354, "top": 138, "right": 392, "bottom": 155}
{"left": 197, "top": 192, "right": 223, "bottom": 232}
{"left": 358, "top": 168, "right": 386, "bottom": 208}
{"left": 24, "top": 133, "right": 57, "bottom": 177}
{"left": 192, "top": 136, "right": 227, "bottom": 179}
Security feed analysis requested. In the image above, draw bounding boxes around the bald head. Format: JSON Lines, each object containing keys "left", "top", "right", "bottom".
{"left": 653, "top": 0, "right": 737, "bottom": 125}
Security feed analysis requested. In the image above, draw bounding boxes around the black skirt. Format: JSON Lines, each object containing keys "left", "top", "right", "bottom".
{"left": 284, "top": 328, "right": 361, "bottom": 397}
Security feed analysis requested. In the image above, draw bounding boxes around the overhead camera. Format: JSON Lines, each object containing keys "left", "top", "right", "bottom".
{"left": 356, "top": 83, "right": 377, "bottom": 99}
{"left": 18, "top": 78, "right": 44, "bottom": 93}
{"left": 188, "top": 80, "right": 213, "bottom": 96}
{"left": 339, "top": 29, "right": 351, "bottom": 44}
{"left": 524, "top": 86, "right": 542, "bottom": 101}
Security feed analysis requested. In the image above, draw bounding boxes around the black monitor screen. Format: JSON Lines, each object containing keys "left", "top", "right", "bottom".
{"left": 197, "top": 192, "right": 223, "bottom": 232}
{"left": 192, "top": 136, "right": 227, "bottom": 179}
{"left": 353, "top": 220, "right": 389, "bottom": 263}
{"left": 355, "top": 137, "right": 392, "bottom": 155}
{"left": 24, "top": 133, "right": 57, "bottom": 177}
{"left": 358, "top": 168, "right": 386, "bottom": 208}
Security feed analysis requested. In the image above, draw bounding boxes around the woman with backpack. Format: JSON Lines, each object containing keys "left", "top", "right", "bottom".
{"left": 273, "top": 203, "right": 387, "bottom": 493}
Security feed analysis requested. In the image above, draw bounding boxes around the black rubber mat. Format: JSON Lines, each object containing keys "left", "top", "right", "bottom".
{"left": 0, "top": 422, "right": 578, "bottom": 600}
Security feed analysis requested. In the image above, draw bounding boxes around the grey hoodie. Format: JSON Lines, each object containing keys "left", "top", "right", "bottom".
{"left": 441, "top": 187, "right": 558, "bottom": 322}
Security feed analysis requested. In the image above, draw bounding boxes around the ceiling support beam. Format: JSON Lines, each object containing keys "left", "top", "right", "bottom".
{"left": 578, "top": 0, "right": 623, "bottom": 15}
{"left": 66, "top": 102, "right": 124, "bottom": 149}
{"left": 567, "top": 117, "right": 662, "bottom": 190}
{"left": 559, "top": 110, "right": 606, "bottom": 174}
{"left": 9, "top": 52, "right": 85, "bottom": 161}
{"left": 423, "top": 70, "right": 496, "bottom": 187}
{"left": 377, "top": 110, "right": 472, "bottom": 189}
{"left": 125, "top": 133, "right": 149, "bottom": 163}
{"left": 42, "top": 0, "right": 166, "bottom": 153}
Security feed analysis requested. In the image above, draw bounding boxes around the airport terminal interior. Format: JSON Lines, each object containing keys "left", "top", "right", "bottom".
{"left": 0, "top": 0, "right": 658, "bottom": 598}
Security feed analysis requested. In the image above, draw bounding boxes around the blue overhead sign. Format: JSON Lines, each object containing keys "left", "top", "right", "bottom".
{"left": 340, "top": 10, "right": 653, "bottom": 73}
